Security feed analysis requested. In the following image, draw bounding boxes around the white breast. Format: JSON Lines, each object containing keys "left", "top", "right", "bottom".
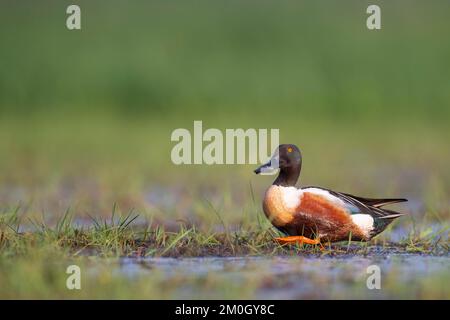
{"left": 279, "top": 186, "right": 303, "bottom": 209}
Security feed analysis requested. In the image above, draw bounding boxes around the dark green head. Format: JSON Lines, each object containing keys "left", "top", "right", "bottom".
{"left": 254, "top": 144, "right": 302, "bottom": 187}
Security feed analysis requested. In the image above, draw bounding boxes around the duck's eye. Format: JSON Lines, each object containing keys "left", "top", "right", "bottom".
{"left": 287, "top": 147, "right": 293, "bottom": 153}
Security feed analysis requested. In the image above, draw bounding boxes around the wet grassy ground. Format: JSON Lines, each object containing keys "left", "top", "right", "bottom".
{"left": 0, "top": 207, "right": 448, "bottom": 299}
{"left": 0, "top": 118, "right": 448, "bottom": 299}
{"left": 117, "top": 255, "right": 449, "bottom": 299}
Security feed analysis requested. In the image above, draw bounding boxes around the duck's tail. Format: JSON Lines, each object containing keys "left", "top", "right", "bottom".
{"left": 377, "top": 208, "right": 408, "bottom": 220}
{"left": 371, "top": 207, "right": 408, "bottom": 237}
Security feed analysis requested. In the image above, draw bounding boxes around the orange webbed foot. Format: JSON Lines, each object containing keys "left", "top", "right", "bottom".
{"left": 275, "top": 236, "right": 325, "bottom": 250}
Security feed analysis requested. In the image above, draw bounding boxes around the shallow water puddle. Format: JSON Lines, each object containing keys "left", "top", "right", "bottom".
{"left": 113, "top": 254, "right": 449, "bottom": 299}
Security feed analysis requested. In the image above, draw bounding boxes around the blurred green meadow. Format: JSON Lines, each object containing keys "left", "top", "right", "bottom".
{"left": 0, "top": 0, "right": 449, "bottom": 299}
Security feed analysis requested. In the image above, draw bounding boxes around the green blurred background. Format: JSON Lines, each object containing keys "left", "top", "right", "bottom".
{"left": 0, "top": 0, "right": 448, "bottom": 224}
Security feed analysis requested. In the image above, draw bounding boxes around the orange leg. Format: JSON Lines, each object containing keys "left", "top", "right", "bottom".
{"left": 275, "top": 236, "right": 324, "bottom": 250}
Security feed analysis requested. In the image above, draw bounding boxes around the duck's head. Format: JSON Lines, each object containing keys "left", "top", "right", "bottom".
{"left": 254, "top": 144, "right": 302, "bottom": 186}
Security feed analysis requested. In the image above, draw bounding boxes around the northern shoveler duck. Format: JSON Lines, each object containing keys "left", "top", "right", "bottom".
{"left": 254, "top": 144, "right": 407, "bottom": 246}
